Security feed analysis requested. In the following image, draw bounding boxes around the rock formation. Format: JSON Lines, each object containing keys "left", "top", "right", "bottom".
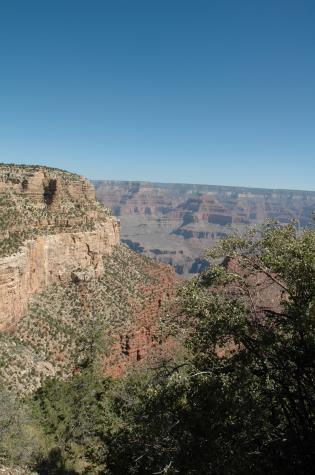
{"left": 94, "top": 180, "right": 315, "bottom": 277}
{"left": 0, "top": 164, "right": 176, "bottom": 393}
{"left": 0, "top": 165, "right": 119, "bottom": 329}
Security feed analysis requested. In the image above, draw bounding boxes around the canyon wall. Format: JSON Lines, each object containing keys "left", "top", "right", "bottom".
{"left": 0, "top": 165, "right": 177, "bottom": 393}
{"left": 94, "top": 180, "right": 315, "bottom": 277}
{"left": 0, "top": 223, "right": 118, "bottom": 329}
{"left": 0, "top": 165, "right": 119, "bottom": 328}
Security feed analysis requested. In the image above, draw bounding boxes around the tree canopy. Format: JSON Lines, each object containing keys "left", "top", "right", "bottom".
{"left": 1, "top": 222, "right": 315, "bottom": 474}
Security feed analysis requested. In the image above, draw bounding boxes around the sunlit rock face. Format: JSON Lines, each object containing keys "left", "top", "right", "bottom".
{"left": 0, "top": 165, "right": 177, "bottom": 395}
{"left": 0, "top": 165, "right": 119, "bottom": 328}
{"left": 94, "top": 180, "right": 315, "bottom": 278}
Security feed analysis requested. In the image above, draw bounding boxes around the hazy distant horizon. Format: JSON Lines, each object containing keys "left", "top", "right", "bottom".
{"left": 1, "top": 1, "right": 314, "bottom": 190}
{"left": 1, "top": 160, "right": 315, "bottom": 193}
{"left": 92, "top": 178, "right": 315, "bottom": 195}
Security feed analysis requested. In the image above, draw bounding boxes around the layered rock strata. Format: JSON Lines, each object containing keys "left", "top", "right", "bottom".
{"left": 0, "top": 165, "right": 119, "bottom": 328}
{"left": 94, "top": 180, "right": 315, "bottom": 277}
{"left": 0, "top": 225, "right": 118, "bottom": 329}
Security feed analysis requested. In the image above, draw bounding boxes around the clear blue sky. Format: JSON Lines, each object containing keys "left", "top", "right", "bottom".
{"left": 0, "top": 0, "right": 314, "bottom": 190}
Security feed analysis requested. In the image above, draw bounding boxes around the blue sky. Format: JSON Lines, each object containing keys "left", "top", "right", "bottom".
{"left": 0, "top": 0, "right": 314, "bottom": 190}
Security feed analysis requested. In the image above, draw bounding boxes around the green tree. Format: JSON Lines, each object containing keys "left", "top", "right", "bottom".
{"left": 107, "top": 223, "right": 315, "bottom": 474}
{"left": 0, "top": 386, "right": 44, "bottom": 468}
{"left": 31, "top": 369, "right": 122, "bottom": 474}
{"left": 27, "top": 222, "right": 315, "bottom": 474}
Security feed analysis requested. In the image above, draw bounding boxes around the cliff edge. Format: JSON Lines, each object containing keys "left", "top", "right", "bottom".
{"left": 0, "top": 164, "right": 119, "bottom": 329}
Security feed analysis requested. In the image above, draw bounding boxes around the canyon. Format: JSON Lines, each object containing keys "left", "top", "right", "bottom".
{"left": 1, "top": 166, "right": 313, "bottom": 475}
{"left": 94, "top": 180, "right": 315, "bottom": 277}
{"left": 0, "top": 164, "right": 175, "bottom": 392}
{"left": 0, "top": 164, "right": 313, "bottom": 391}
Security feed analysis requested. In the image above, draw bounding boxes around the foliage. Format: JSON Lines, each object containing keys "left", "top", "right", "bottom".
{"left": 0, "top": 386, "right": 45, "bottom": 468}
{"left": 30, "top": 369, "right": 128, "bottom": 475}
{"left": 4, "top": 222, "right": 315, "bottom": 474}
{"left": 105, "top": 223, "right": 315, "bottom": 474}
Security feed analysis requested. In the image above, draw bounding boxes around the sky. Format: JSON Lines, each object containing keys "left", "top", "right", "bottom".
{"left": 0, "top": 0, "right": 314, "bottom": 190}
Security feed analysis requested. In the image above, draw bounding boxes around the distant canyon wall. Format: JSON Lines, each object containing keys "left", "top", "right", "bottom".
{"left": 94, "top": 180, "right": 315, "bottom": 277}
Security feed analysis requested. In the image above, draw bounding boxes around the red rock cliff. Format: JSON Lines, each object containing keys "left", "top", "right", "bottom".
{"left": 0, "top": 165, "right": 119, "bottom": 329}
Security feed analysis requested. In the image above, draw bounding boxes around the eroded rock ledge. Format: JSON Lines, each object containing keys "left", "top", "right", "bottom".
{"left": 0, "top": 164, "right": 119, "bottom": 328}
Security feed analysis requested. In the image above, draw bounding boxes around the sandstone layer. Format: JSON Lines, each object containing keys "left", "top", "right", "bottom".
{"left": 0, "top": 165, "right": 119, "bottom": 328}
{"left": 94, "top": 180, "right": 315, "bottom": 277}
{"left": 0, "top": 225, "right": 118, "bottom": 329}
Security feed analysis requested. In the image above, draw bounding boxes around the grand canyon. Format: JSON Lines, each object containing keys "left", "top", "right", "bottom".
{"left": 2, "top": 2, "right": 314, "bottom": 472}
{"left": 0, "top": 164, "right": 314, "bottom": 475}
{"left": 94, "top": 180, "right": 315, "bottom": 277}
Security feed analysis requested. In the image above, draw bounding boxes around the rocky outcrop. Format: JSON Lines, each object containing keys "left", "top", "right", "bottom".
{"left": 94, "top": 180, "right": 315, "bottom": 277}
{"left": 0, "top": 165, "right": 119, "bottom": 328}
{"left": 0, "top": 223, "right": 118, "bottom": 329}
{"left": 0, "top": 165, "right": 95, "bottom": 204}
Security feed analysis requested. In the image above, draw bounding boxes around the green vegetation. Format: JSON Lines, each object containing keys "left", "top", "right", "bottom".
{"left": 1, "top": 223, "right": 315, "bottom": 474}
{"left": 0, "top": 386, "right": 44, "bottom": 469}
{"left": 0, "top": 245, "right": 168, "bottom": 393}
